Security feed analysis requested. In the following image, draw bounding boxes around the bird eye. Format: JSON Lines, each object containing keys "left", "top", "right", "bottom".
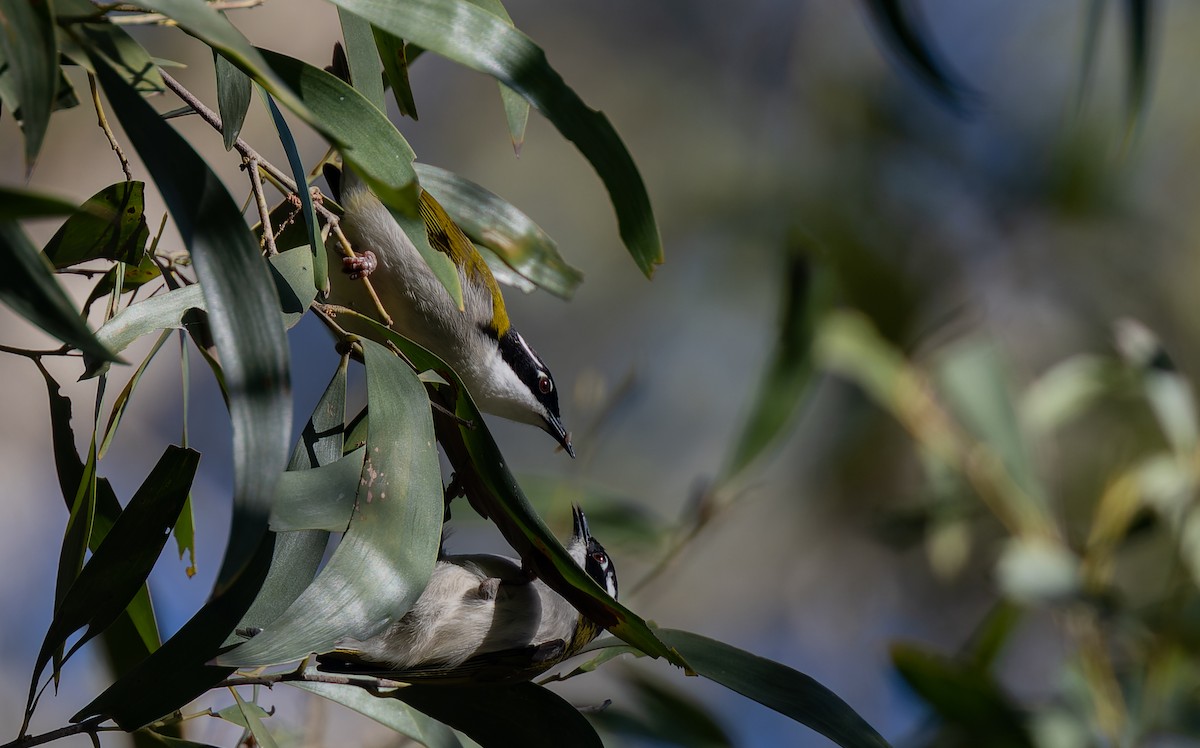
{"left": 538, "top": 374, "right": 553, "bottom": 395}
{"left": 592, "top": 552, "right": 607, "bottom": 565}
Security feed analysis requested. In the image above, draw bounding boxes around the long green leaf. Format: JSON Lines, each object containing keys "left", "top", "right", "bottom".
{"left": 414, "top": 163, "right": 582, "bottom": 299}
{"left": 328, "top": 0, "right": 664, "bottom": 277}
{"left": 42, "top": 181, "right": 149, "bottom": 268}
{"left": 1124, "top": 0, "right": 1152, "bottom": 128}
{"left": 214, "top": 52, "right": 251, "bottom": 151}
{"left": 338, "top": 8, "right": 385, "bottom": 109}
{"left": 28, "top": 446, "right": 199, "bottom": 702}
{"left": 392, "top": 683, "right": 603, "bottom": 748}
{"left": 84, "top": 247, "right": 314, "bottom": 378}
{"left": 372, "top": 26, "right": 418, "bottom": 119}
{"left": 260, "top": 91, "right": 325, "bottom": 293}
{"left": 0, "top": 0, "right": 57, "bottom": 169}
{"left": 0, "top": 185, "right": 79, "bottom": 220}
{"left": 218, "top": 340, "right": 442, "bottom": 667}
{"left": 268, "top": 448, "right": 364, "bottom": 532}
{"left": 461, "top": 0, "right": 528, "bottom": 151}
{"left": 236, "top": 355, "right": 348, "bottom": 633}
{"left": 290, "top": 682, "right": 462, "bottom": 748}
{"left": 581, "top": 629, "right": 892, "bottom": 748}
{"left": 0, "top": 221, "right": 118, "bottom": 362}
{"left": 258, "top": 48, "right": 418, "bottom": 216}
{"left": 232, "top": 690, "right": 279, "bottom": 748}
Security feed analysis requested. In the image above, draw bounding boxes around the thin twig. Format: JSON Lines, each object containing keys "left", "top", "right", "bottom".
{"left": 157, "top": 71, "right": 394, "bottom": 325}
{"left": 215, "top": 669, "right": 409, "bottom": 691}
{"left": 0, "top": 343, "right": 73, "bottom": 359}
{"left": 245, "top": 156, "right": 277, "bottom": 255}
{"left": 88, "top": 72, "right": 132, "bottom": 180}
{"left": 1, "top": 717, "right": 117, "bottom": 748}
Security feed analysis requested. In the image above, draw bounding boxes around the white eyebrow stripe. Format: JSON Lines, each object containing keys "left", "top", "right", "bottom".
{"left": 513, "top": 331, "right": 542, "bottom": 370}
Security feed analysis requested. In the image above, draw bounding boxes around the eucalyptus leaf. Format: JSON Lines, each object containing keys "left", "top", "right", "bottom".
{"left": 29, "top": 446, "right": 199, "bottom": 710}
{"left": 0, "top": 185, "right": 79, "bottom": 220}
{"left": 290, "top": 682, "right": 461, "bottom": 748}
{"left": 214, "top": 52, "right": 252, "bottom": 151}
{"left": 56, "top": 0, "right": 164, "bottom": 92}
{"left": 328, "top": 0, "right": 664, "bottom": 277}
{"left": 237, "top": 356, "right": 349, "bottom": 633}
{"left": 260, "top": 90, "right": 325, "bottom": 292}
{"left": 415, "top": 163, "right": 582, "bottom": 299}
{"left": 461, "top": 0, "right": 528, "bottom": 151}
{"left": 231, "top": 690, "right": 279, "bottom": 748}
{"left": 373, "top": 26, "right": 418, "bottom": 119}
{"left": 269, "top": 448, "right": 364, "bottom": 532}
{"left": 42, "top": 181, "right": 149, "bottom": 268}
{"left": 218, "top": 340, "right": 442, "bottom": 667}
{"left": 338, "top": 8, "right": 385, "bottom": 109}
{"left": 0, "top": 0, "right": 57, "bottom": 169}
{"left": 0, "top": 221, "right": 118, "bottom": 362}
{"left": 392, "top": 682, "right": 603, "bottom": 748}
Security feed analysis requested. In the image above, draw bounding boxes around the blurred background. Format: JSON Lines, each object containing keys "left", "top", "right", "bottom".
{"left": 4, "top": 1, "right": 1200, "bottom": 745}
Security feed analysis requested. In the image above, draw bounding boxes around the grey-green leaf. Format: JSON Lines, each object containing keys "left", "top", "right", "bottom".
{"left": 328, "top": 0, "right": 664, "bottom": 277}
{"left": 338, "top": 8, "right": 385, "bottom": 110}
{"left": 42, "top": 181, "right": 149, "bottom": 268}
{"left": 415, "top": 163, "right": 582, "bottom": 299}
{"left": 0, "top": 0, "right": 57, "bottom": 169}
{"left": 217, "top": 340, "right": 442, "bottom": 667}
{"left": 861, "top": 0, "right": 975, "bottom": 113}
{"left": 269, "top": 448, "right": 364, "bottom": 532}
{"left": 0, "top": 185, "right": 79, "bottom": 220}
{"left": 214, "top": 52, "right": 252, "bottom": 151}
{"left": 291, "top": 682, "right": 461, "bottom": 748}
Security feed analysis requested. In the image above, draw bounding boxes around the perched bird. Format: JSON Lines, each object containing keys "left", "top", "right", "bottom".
{"left": 323, "top": 163, "right": 574, "bottom": 457}
{"left": 318, "top": 504, "right": 616, "bottom": 683}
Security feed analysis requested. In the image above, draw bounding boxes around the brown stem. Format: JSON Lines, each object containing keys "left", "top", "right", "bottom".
{"left": 88, "top": 72, "right": 132, "bottom": 181}
{"left": 1, "top": 717, "right": 116, "bottom": 748}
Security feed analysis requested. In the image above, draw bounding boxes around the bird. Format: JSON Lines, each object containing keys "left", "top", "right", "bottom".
{"left": 317, "top": 504, "right": 616, "bottom": 683}
{"left": 322, "top": 162, "right": 574, "bottom": 457}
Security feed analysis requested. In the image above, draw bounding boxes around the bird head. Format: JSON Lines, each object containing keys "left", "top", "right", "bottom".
{"left": 567, "top": 504, "right": 617, "bottom": 600}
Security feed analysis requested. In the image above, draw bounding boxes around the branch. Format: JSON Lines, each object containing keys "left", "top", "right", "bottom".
{"left": 1, "top": 717, "right": 117, "bottom": 748}
{"left": 109, "top": 0, "right": 264, "bottom": 25}
{"left": 216, "top": 668, "right": 410, "bottom": 693}
{"left": 87, "top": 72, "right": 132, "bottom": 181}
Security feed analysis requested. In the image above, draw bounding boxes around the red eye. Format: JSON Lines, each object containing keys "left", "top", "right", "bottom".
{"left": 592, "top": 552, "right": 607, "bottom": 565}
{"left": 538, "top": 375, "right": 553, "bottom": 395}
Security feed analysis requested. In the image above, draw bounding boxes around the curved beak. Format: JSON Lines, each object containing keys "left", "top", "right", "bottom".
{"left": 543, "top": 413, "right": 576, "bottom": 459}
{"left": 571, "top": 503, "right": 591, "bottom": 541}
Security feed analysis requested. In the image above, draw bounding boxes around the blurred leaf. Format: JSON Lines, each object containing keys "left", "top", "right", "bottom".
{"left": 269, "top": 448, "right": 364, "bottom": 532}
{"left": 259, "top": 48, "right": 418, "bottom": 217}
{"left": 28, "top": 446, "right": 199, "bottom": 709}
{"left": 1123, "top": 0, "right": 1153, "bottom": 128}
{"left": 214, "top": 699, "right": 269, "bottom": 729}
{"left": 1114, "top": 318, "right": 1197, "bottom": 457}
{"left": 338, "top": 8, "right": 385, "bottom": 109}
{"left": 334, "top": 309, "right": 685, "bottom": 667}
{"left": 237, "top": 354, "right": 347, "bottom": 636}
{"left": 214, "top": 52, "right": 251, "bottom": 151}
{"left": 415, "top": 163, "right": 582, "bottom": 299}
{"left": 542, "top": 644, "right": 640, "bottom": 683}
{"left": 861, "top": 0, "right": 975, "bottom": 113}
{"left": 1020, "top": 355, "right": 1128, "bottom": 434}
{"left": 0, "top": 221, "right": 119, "bottom": 362}
{"left": 218, "top": 340, "right": 442, "bottom": 667}
{"left": 85, "top": 246, "right": 315, "bottom": 377}
{"left": 656, "top": 629, "right": 890, "bottom": 748}
{"left": 391, "top": 682, "right": 602, "bottom": 748}
{"left": 0, "top": 185, "right": 79, "bottom": 220}
{"left": 231, "top": 690, "right": 278, "bottom": 748}
{"left": 98, "top": 330, "right": 171, "bottom": 460}
{"left": 937, "top": 340, "right": 1052, "bottom": 532}
{"left": 82, "top": 254, "right": 164, "bottom": 319}
{"left": 0, "top": 0, "right": 57, "bottom": 169}
{"left": 995, "top": 537, "right": 1081, "bottom": 605}
{"left": 592, "top": 668, "right": 733, "bottom": 747}
{"left": 291, "top": 682, "right": 462, "bottom": 748}
{"left": 373, "top": 26, "right": 418, "bottom": 118}
{"left": 137, "top": 730, "right": 221, "bottom": 748}
{"left": 964, "top": 600, "right": 1022, "bottom": 672}
{"left": 891, "top": 642, "right": 1032, "bottom": 747}
{"left": 722, "top": 243, "right": 830, "bottom": 481}
{"left": 56, "top": 0, "right": 164, "bottom": 92}
{"left": 43, "top": 181, "right": 149, "bottom": 268}
{"left": 260, "top": 90, "right": 326, "bottom": 293}
{"left": 519, "top": 474, "right": 668, "bottom": 551}
{"left": 331, "top": 0, "right": 664, "bottom": 277}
